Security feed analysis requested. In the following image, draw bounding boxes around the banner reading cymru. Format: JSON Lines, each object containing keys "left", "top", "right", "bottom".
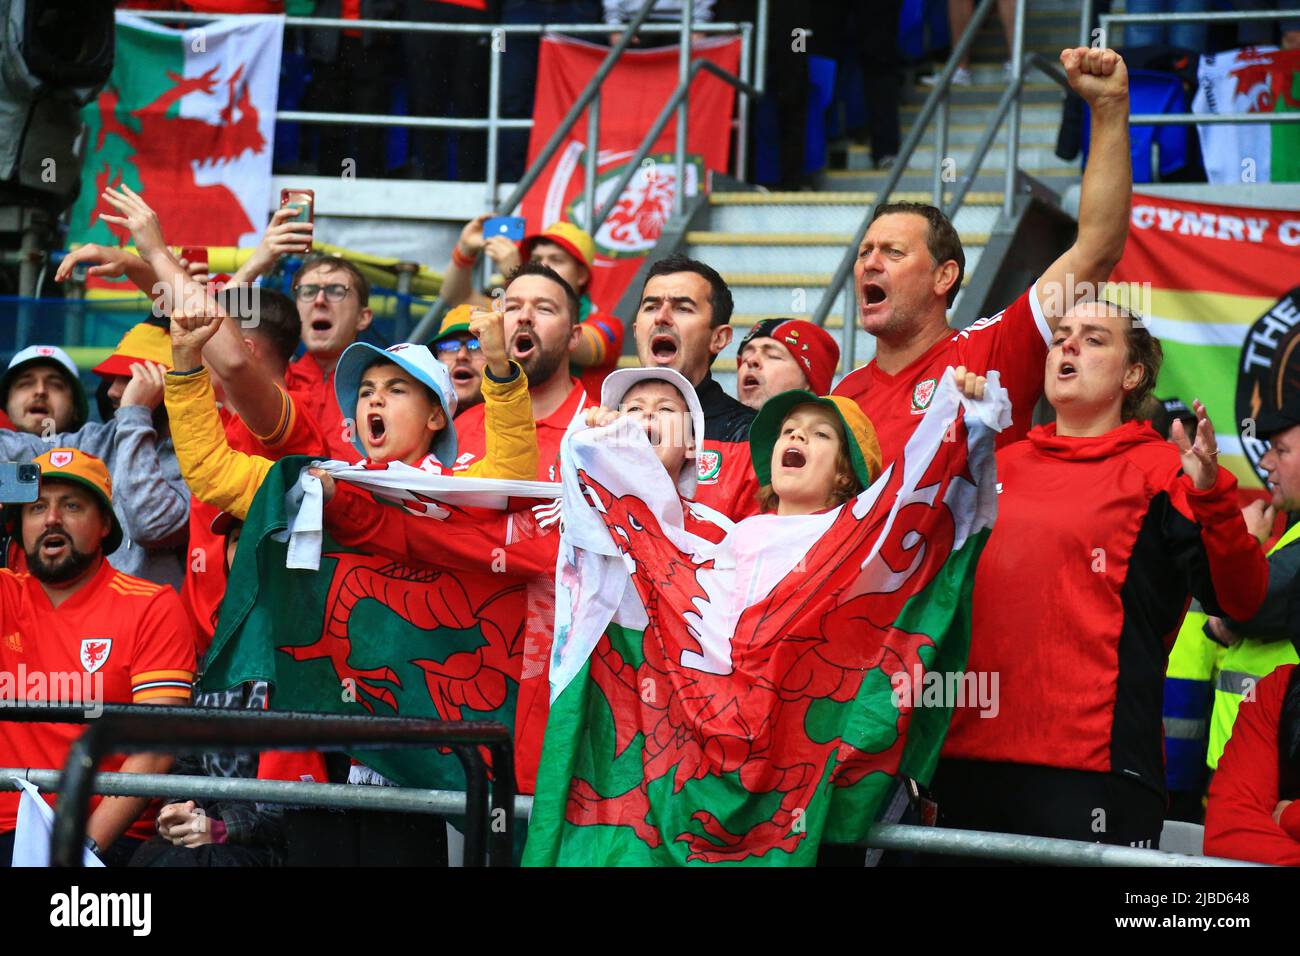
{"left": 1110, "top": 193, "right": 1300, "bottom": 485}
{"left": 521, "top": 35, "right": 741, "bottom": 311}
{"left": 69, "top": 13, "right": 283, "bottom": 277}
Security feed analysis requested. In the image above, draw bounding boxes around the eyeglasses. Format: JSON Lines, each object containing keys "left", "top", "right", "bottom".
{"left": 434, "top": 337, "right": 481, "bottom": 354}
{"left": 295, "top": 283, "right": 352, "bottom": 303}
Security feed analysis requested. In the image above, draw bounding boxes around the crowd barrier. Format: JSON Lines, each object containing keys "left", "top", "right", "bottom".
{"left": 0, "top": 704, "right": 1265, "bottom": 868}
{"left": 0, "top": 704, "right": 515, "bottom": 867}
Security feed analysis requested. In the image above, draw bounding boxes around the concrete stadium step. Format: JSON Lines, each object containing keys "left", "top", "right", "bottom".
{"left": 868, "top": 121, "right": 1060, "bottom": 149}
{"left": 706, "top": 193, "right": 1004, "bottom": 235}
{"left": 900, "top": 103, "right": 1064, "bottom": 124}
{"left": 822, "top": 167, "right": 1079, "bottom": 193}
{"left": 842, "top": 143, "right": 1066, "bottom": 174}
{"left": 901, "top": 83, "right": 1066, "bottom": 107}
{"left": 685, "top": 231, "right": 989, "bottom": 273}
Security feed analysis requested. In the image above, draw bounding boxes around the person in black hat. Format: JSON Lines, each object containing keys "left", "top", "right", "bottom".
{"left": 1146, "top": 395, "right": 1198, "bottom": 442}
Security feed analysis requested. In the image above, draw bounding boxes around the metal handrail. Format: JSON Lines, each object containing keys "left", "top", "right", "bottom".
{"left": 809, "top": 0, "right": 1005, "bottom": 366}
{"left": 863, "top": 823, "right": 1262, "bottom": 867}
{"left": 0, "top": 704, "right": 515, "bottom": 868}
{"left": 1, "top": 767, "right": 534, "bottom": 817}
{"left": 2, "top": 768, "right": 1262, "bottom": 866}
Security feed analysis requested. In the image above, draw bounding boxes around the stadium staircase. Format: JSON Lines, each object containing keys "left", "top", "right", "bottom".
{"left": 667, "top": 1, "right": 1086, "bottom": 396}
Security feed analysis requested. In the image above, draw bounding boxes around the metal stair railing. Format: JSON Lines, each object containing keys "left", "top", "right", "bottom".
{"left": 410, "top": 0, "right": 766, "bottom": 342}
{"left": 811, "top": 0, "right": 1056, "bottom": 370}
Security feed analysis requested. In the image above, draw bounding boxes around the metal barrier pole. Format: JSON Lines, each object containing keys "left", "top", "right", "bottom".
{"left": 49, "top": 726, "right": 105, "bottom": 870}
{"left": 487, "top": 30, "right": 503, "bottom": 211}
{"left": 1003, "top": 0, "right": 1025, "bottom": 220}
{"left": 674, "top": 0, "right": 694, "bottom": 219}
{"left": 932, "top": 96, "right": 949, "bottom": 207}
{"left": 862, "top": 823, "right": 1263, "bottom": 868}
{"left": 584, "top": 91, "right": 601, "bottom": 233}
{"left": 394, "top": 264, "right": 416, "bottom": 342}
{"left": 754, "top": 0, "right": 769, "bottom": 96}
{"left": 839, "top": 279, "right": 856, "bottom": 376}
{"left": 1080, "top": 0, "right": 1094, "bottom": 47}
{"left": 736, "top": 20, "right": 752, "bottom": 181}
{"left": 487, "top": 742, "right": 517, "bottom": 868}
{"left": 455, "top": 745, "right": 489, "bottom": 868}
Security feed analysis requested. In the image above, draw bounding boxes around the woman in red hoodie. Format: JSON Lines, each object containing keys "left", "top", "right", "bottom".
{"left": 931, "top": 300, "right": 1269, "bottom": 852}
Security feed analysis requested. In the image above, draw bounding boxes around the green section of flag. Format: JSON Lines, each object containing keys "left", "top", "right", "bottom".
{"left": 1153, "top": 339, "right": 1239, "bottom": 425}
{"left": 1271, "top": 69, "right": 1300, "bottom": 183}
{"left": 523, "top": 529, "right": 988, "bottom": 867}
{"left": 201, "top": 456, "right": 516, "bottom": 791}
{"left": 69, "top": 22, "right": 184, "bottom": 247}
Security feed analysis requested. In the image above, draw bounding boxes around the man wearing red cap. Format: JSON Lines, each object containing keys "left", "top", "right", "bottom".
{"left": 0, "top": 448, "right": 194, "bottom": 867}
{"left": 736, "top": 318, "right": 840, "bottom": 410}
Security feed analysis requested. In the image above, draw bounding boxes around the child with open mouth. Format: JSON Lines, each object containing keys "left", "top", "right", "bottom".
{"left": 748, "top": 391, "right": 883, "bottom": 518}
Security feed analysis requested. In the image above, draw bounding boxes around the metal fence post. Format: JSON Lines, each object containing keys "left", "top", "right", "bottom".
{"left": 839, "top": 279, "right": 856, "bottom": 376}
{"left": 1003, "top": 0, "right": 1025, "bottom": 219}
{"left": 674, "top": 0, "right": 693, "bottom": 218}
{"left": 487, "top": 30, "right": 503, "bottom": 211}
{"left": 585, "top": 91, "right": 601, "bottom": 233}
{"left": 933, "top": 95, "right": 949, "bottom": 207}
{"left": 736, "top": 20, "right": 752, "bottom": 181}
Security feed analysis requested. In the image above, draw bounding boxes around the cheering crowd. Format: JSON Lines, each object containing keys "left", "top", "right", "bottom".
{"left": 0, "top": 44, "right": 1298, "bottom": 868}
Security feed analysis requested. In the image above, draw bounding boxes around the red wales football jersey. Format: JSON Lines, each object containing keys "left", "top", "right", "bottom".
{"left": 0, "top": 560, "right": 195, "bottom": 837}
{"left": 454, "top": 378, "right": 595, "bottom": 482}
{"left": 833, "top": 285, "right": 1051, "bottom": 467}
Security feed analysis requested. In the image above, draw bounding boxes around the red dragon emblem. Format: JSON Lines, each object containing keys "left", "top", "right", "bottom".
{"left": 603, "top": 167, "right": 676, "bottom": 250}
{"left": 80, "top": 639, "right": 113, "bottom": 674}
{"left": 1228, "top": 48, "right": 1300, "bottom": 113}
{"left": 278, "top": 552, "right": 526, "bottom": 729}
{"left": 89, "top": 64, "right": 265, "bottom": 252}
{"left": 563, "top": 439, "right": 963, "bottom": 861}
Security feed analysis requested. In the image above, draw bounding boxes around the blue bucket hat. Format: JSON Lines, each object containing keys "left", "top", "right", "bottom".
{"left": 334, "top": 341, "right": 458, "bottom": 466}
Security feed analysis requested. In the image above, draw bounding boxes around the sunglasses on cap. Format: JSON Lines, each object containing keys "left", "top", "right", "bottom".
{"left": 295, "top": 283, "right": 353, "bottom": 303}
{"left": 433, "top": 337, "right": 481, "bottom": 354}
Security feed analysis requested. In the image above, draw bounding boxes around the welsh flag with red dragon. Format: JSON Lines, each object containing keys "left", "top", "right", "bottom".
{"left": 69, "top": 13, "right": 283, "bottom": 292}
{"left": 524, "top": 372, "right": 1010, "bottom": 865}
{"left": 200, "top": 458, "right": 561, "bottom": 793}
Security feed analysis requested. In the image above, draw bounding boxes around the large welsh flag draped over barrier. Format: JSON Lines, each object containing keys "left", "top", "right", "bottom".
{"left": 201, "top": 457, "right": 561, "bottom": 792}
{"left": 521, "top": 35, "right": 741, "bottom": 311}
{"left": 68, "top": 13, "right": 283, "bottom": 265}
{"left": 524, "top": 373, "right": 1009, "bottom": 866}
{"left": 1109, "top": 193, "right": 1300, "bottom": 486}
